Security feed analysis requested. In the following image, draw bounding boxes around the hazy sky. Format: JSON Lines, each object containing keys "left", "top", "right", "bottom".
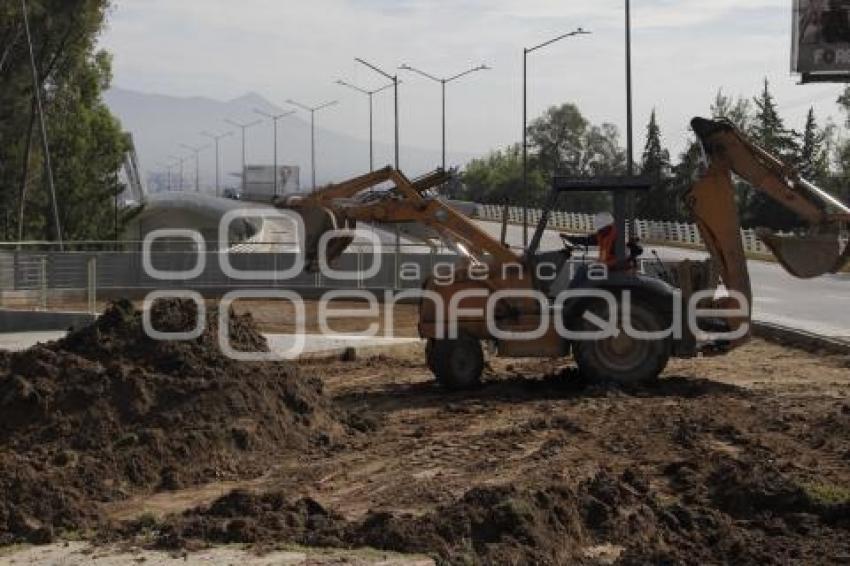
{"left": 100, "top": 0, "right": 848, "bottom": 160}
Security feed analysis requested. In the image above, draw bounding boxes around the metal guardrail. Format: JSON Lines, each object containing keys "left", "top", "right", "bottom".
{"left": 477, "top": 204, "right": 850, "bottom": 255}
{"left": 0, "top": 247, "right": 466, "bottom": 310}
{"left": 0, "top": 243, "right": 665, "bottom": 313}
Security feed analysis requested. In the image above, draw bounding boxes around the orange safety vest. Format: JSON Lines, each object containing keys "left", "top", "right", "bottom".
{"left": 597, "top": 225, "right": 618, "bottom": 268}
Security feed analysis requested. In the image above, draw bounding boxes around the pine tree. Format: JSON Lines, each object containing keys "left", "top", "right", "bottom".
{"left": 799, "top": 107, "right": 829, "bottom": 183}
{"left": 641, "top": 109, "right": 670, "bottom": 177}
{"left": 636, "top": 109, "right": 677, "bottom": 220}
{"left": 752, "top": 79, "right": 798, "bottom": 159}
{"left": 747, "top": 79, "right": 801, "bottom": 229}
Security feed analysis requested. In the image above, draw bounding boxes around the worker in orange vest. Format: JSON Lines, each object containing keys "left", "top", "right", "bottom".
{"left": 563, "top": 212, "right": 642, "bottom": 285}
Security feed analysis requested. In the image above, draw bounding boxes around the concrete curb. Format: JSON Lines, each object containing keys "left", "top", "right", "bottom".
{"left": 753, "top": 321, "right": 850, "bottom": 356}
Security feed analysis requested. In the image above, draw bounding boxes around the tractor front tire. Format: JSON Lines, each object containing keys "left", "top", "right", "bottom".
{"left": 427, "top": 336, "right": 484, "bottom": 391}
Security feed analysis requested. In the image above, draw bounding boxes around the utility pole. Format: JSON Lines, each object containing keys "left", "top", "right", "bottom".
{"left": 521, "top": 28, "right": 591, "bottom": 249}
{"left": 286, "top": 99, "right": 338, "bottom": 191}
{"left": 202, "top": 131, "right": 233, "bottom": 197}
{"left": 21, "top": 0, "right": 62, "bottom": 249}
{"left": 225, "top": 118, "right": 261, "bottom": 194}
{"left": 180, "top": 143, "right": 209, "bottom": 193}
{"left": 355, "top": 58, "right": 399, "bottom": 169}
{"left": 254, "top": 109, "right": 295, "bottom": 197}
{"left": 336, "top": 79, "right": 395, "bottom": 171}
{"left": 398, "top": 64, "right": 490, "bottom": 171}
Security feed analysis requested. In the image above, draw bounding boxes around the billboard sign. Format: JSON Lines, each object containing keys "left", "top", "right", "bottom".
{"left": 793, "top": 0, "right": 850, "bottom": 76}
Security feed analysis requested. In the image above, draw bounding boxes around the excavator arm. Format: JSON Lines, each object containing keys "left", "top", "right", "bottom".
{"left": 684, "top": 117, "right": 850, "bottom": 341}
{"left": 277, "top": 167, "right": 519, "bottom": 269}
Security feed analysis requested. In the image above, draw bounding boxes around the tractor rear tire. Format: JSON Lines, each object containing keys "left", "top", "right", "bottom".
{"left": 573, "top": 300, "right": 671, "bottom": 386}
{"left": 427, "top": 336, "right": 484, "bottom": 391}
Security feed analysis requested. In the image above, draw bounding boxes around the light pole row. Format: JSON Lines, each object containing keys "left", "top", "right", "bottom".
{"left": 225, "top": 118, "right": 262, "bottom": 196}
{"left": 286, "top": 99, "right": 338, "bottom": 191}
{"left": 254, "top": 109, "right": 296, "bottom": 197}
{"left": 201, "top": 130, "right": 233, "bottom": 197}
{"left": 179, "top": 143, "right": 210, "bottom": 193}
{"left": 159, "top": 56, "right": 491, "bottom": 196}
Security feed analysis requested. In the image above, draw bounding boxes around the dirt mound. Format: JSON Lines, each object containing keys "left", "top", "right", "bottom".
{"left": 0, "top": 299, "right": 345, "bottom": 545}
{"left": 142, "top": 458, "right": 849, "bottom": 565}
{"left": 149, "top": 490, "right": 350, "bottom": 551}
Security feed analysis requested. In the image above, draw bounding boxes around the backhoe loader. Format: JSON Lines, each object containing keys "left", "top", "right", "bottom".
{"left": 278, "top": 117, "right": 850, "bottom": 389}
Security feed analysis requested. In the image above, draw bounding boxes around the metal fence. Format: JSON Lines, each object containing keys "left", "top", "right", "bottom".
{"left": 0, "top": 245, "right": 462, "bottom": 310}
{"left": 477, "top": 204, "right": 850, "bottom": 255}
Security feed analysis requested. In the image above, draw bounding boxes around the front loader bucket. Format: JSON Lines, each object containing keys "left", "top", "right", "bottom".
{"left": 290, "top": 205, "right": 355, "bottom": 271}
{"left": 757, "top": 228, "right": 848, "bottom": 279}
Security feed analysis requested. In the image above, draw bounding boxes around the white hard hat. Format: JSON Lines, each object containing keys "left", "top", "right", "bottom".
{"left": 593, "top": 211, "right": 615, "bottom": 231}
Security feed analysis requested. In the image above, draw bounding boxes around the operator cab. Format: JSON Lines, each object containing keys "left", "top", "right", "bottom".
{"left": 521, "top": 176, "right": 653, "bottom": 298}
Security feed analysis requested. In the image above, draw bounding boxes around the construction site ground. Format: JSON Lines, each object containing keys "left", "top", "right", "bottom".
{"left": 1, "top": 300, "right": 849, "bottom": 564}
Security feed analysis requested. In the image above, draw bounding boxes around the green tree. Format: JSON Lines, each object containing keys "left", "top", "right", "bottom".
{"left": 0, "top": 0, "right": 127, "bottom": 241}
{"left": 636, "top": 109, "right": 679, "bottom": 220}
{"left": 798, "top": 107, "right": 830, "bottom": 184}
{"left": 670, "top": 138, "right": 703, "bottom": 223}
{"left": 747, "top": 79, "right": 801, "bottom": 229}
{"left": 461, "top": 144, "right": 546, "bottom": 207}
{"left": 527, "top": 103, "right": 624, "bottom": 212}
{"left": 710, "top": 88, "right": 753, "bottom": 132}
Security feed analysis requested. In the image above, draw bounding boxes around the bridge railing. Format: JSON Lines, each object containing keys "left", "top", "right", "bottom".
{"left": 475, "top": 204, "right": 849, "bottom": 256}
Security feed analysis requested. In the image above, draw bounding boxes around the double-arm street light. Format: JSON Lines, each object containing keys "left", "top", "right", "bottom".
{"left": 335, "top": 79, "right": 395, "bottom": 172}
{"left": 254, "top": 109, "right": 296, "bottom": 197}
{"left": 225, "top": 118, "right": 262, "bottom": 193}
{"left": 286, "top": 99, "right": 338, "bottom": 191}
{"left": 201, "top": 130, "right": 233, "bottom": 197}
{"left": 158, "top": 161, "right": 175, "bottom": 192}
{"left": 522, "top": 27, "right": 591, "bottom": 247}
{"left": 180, "top": 143, "right": 210, "bottom": 193}
{"left": 169, "top": 154, "right": 188, "bottom": 191}
{"left": 355, "top": 58, "right": 399, "bottom": 169}
{"left": 398, "top": 63, "right": 490, "bottom": 171}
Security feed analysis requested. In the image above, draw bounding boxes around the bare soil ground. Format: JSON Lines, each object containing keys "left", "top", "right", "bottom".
{"left": 2, "top": 300, "right": 849, "bottom": 564}
{"left": 108, "top": 340, "right": 849, "bottom": 564}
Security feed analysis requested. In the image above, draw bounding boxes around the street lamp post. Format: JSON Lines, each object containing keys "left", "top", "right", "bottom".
{"left": 202, "top": 131, "right": 233, "bottom": 197}
{"left": 254, "top": 109, "right": 296, "bottom": 197}
{"left": 225, "top": 118, "right": 262, "bottom": 193}
{"left": 522, "top": 28, "right": 591, "bottom": 248}
{"left": 159, "top": 162, "right": 175, "bottom": 192}
{"left": 169, "top": 155, "right": 187, "bottom": 191}
{"left": 398, "top": 63, "right": 490, "bottom": 171}
{"left": 355, "top": 58, "right": 399, "bottom": 169}
{"left": 286, "top": 99, "right": 338, "bottom": 191}
{"left": 335, "top": 79, "right": 395, "bottom": 171}
{"left": 180, "top": 143, "right": 210, "bottom": 193}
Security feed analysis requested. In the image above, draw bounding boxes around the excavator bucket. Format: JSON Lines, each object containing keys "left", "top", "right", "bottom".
{"left": 757, "top": 229, "right": 849, "bottom": 279}
{"left": 288, "top": 204, "right": 355, "bottom": 271}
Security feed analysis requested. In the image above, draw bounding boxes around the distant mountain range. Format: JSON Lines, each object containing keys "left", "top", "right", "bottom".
{"left": 104, "top": 88, "right": 475, "bottom": 194}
